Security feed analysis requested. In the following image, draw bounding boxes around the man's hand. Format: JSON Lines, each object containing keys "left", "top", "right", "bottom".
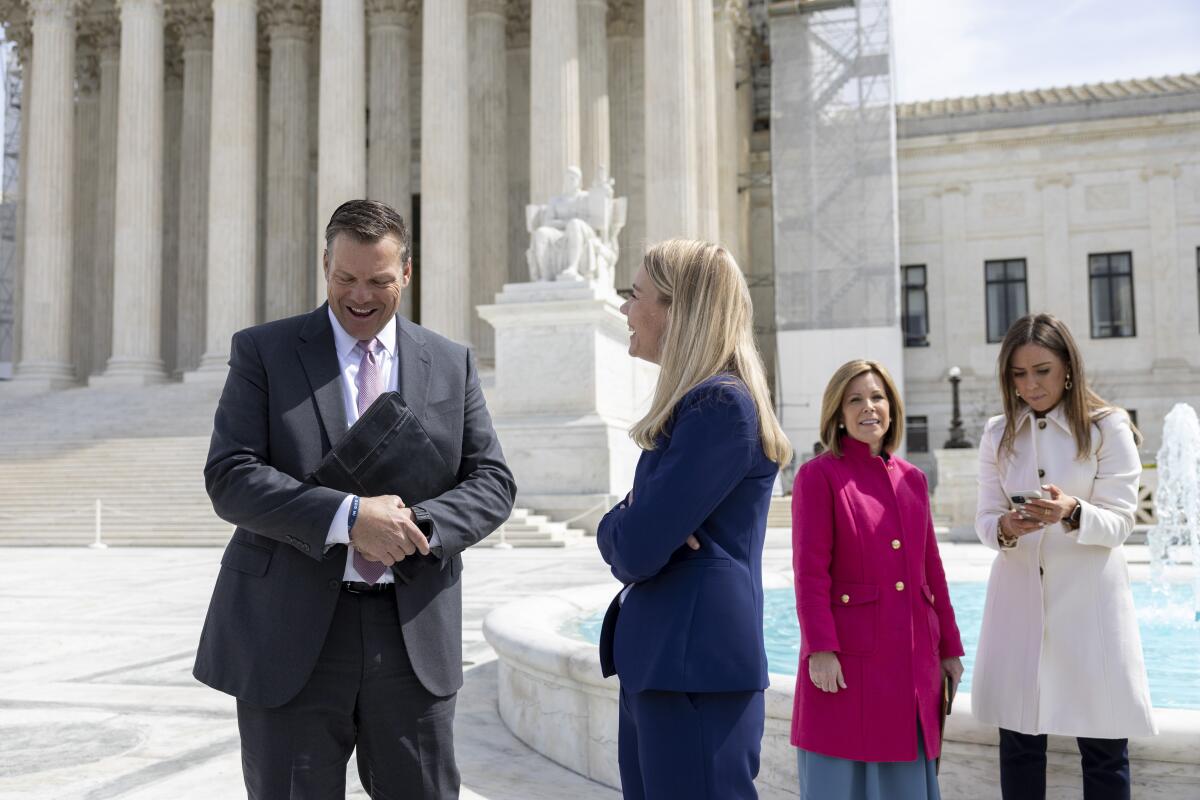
{"left": 351, "top": 495, "right": 431, "bottom": 565}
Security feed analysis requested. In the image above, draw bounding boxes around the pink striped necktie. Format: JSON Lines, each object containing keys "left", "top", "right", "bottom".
{"left": 352, "top": 338, "right": 388, "bottom": 583}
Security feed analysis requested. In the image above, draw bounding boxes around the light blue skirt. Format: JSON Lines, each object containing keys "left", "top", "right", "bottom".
{"left": 796, "top": 725, "right": 941, "bottom": 800}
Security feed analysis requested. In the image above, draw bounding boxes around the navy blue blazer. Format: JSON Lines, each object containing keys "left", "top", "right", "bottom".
{"left": 597, "top": 375, "right": 778, "bottom": 693}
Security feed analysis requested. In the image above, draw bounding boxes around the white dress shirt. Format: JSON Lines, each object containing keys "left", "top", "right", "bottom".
{"left": 324, "top": 307, "right": 398, "bottom": 583}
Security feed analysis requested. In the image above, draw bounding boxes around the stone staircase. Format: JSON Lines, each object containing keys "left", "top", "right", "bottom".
{"left": 0, "top": 428, "right": 584, "bottom": 548}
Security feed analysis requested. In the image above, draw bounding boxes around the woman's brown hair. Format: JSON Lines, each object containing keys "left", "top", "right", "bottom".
{"left": 996, "top": 313, "right": 1141, "bottom": 459}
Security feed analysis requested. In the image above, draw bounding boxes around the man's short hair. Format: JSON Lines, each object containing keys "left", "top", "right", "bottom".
{"left": 324, "top": 199, "right": 412, "bottom": 263}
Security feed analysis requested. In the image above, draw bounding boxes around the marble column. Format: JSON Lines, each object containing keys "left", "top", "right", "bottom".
{"left": 937, "top": 183, "right": 971, "bottom": 373}
{"left": 577, "top": 0, "right": 609, "bottom": 188}
{"left": 1143, "top": 164, "right": 1186, "bottom": 368}
{"left": 14, "top": 0, "right": 77, "bottom": 389}
{"left": 173, "top": 4, "right": 212, "bottom": 373}
{"left": 90, "top": 21, "right": 120, "bottom": 377}
{"left": 9, "top": 26, "right": 32, "bottom": 372}
{"left": 191, "top": 0, "right": 258, "bottom": 378}
{"left": 529, "top": 0, "right": 579, "bottom": 204}
{"left": 505, "top": 4, "right": 531, "bottom": 284}
{"left": 692, "top": 0, "right": 719, "bottom": 241}
{"left": 469, "top": 0, "right": 508, "bottom": 361}
{"left": 316, "top": 0, "right": 366, "bottom": 300}
{"left": 72, "top": 44, "right": 100, "bottom": 380}
{"left": 420, "top": 0, "right": 471, "bottom": 342}
{"left": 643, "top": 0, "right": 697, "bottom": 241}
{"left": 99, "top": 0, "right": 167, "bottom": 384}
{"left": 607, "top": 0, "right": 643, "bottom": 289}
{"left": 263, "top": 1, "right": 312, "bottom": 322}
{"left": 161, "top": 48, "right": 183, "bottom": 376}
{"left": 735, "top": 28, "right": 754, "bottom": 270}
{"left": 367, "top": 0, "right": 415, "bottom": 319}
{"left": 713, "top": 0, "right": 742, "bottom": 259}
{"left": 1036, "top": 174, "right": 1072, "bottom": 328}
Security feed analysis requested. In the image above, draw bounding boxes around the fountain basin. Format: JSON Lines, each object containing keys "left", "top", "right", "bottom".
{"left": 483, "top": 583, "right": 1200, "bottom": 800}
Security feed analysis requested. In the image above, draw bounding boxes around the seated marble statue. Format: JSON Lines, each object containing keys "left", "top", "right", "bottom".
{"left": 526, "top": 166, "right": 627, "bottom": 287}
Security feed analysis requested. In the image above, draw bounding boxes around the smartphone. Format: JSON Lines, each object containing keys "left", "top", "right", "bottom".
{"left": 1009, "top": 489, "right": 1044, "bottom": 506}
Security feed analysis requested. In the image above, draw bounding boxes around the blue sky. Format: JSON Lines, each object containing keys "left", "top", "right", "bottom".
{"left": 892, "top": 0, "right": 1200, "bottom": 102}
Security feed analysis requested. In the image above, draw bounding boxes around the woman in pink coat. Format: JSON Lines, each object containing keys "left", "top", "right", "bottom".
{"left": 791, "top": 359, "right": 965, "bottom": 800}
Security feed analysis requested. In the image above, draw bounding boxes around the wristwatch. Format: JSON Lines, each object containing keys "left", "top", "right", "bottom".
{"left": 1064, "top": 498, "right": 1082, "bottom": 531}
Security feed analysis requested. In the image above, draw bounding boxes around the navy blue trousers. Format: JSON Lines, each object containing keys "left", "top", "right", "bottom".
{"left": 618, "top": 687, "right": 764, "bottom": 800}
{"left": 999, "top": 728, "right": 1130, "bottom": 800}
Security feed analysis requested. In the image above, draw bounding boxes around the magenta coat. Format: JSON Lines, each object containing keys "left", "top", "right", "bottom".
{"left": 790, "top": 436, "right": 964, "bottom": 762}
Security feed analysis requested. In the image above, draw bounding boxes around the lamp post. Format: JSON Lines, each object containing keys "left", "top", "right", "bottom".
{"left": 944, "top": 366, "right": 971, "bottom": 449}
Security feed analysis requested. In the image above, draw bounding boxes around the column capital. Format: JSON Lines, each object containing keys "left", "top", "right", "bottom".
{"left": 607, "top": 0, "right": 639, "bottom": 37}
{"left": 469, "top": 0, "right": 506, "bottom": 19}
{"left": 506, "top": 0, "right": 529, "bottom": 47}
{"left": 24, "top": 0, "right": 87, "bottom": 21}
{"left": 1034, "top": 173, "right": 1073, "bottom": 190}
{"left": 168, "top": 0, "right": 214, "bottom": 51}
{"left": 76, "top": 37, "right": 100, "bottom": 95}
{"left": 165, "top": 35, "right": 184, "bottom": 86}
{"left": 367, "top": 0, "right": 417, "bottom": 26}
{"left": 6, "top": 16, "right": 33, "bottom": 61}
{"left": 714, "top": 0, "right": 749, "bottom": 25}
{"left": 260, "top": 0, "right": 316, "bottom": 38}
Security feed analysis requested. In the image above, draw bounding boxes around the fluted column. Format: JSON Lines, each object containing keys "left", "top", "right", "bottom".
{"left": 469, "top": 0, "right": 508, "bottom": 360}
{"left": 505, "top": 3, "right": 531, "bottom": 284}
{"left": 173, "top": 4, "right": 212, "bottom": 372}
{"left": 161, "top": 47, "right": 183, "bottom": 376}
{"left": 1143, "top": 165, "right": 1185, "bottom": 368}
{"left": 367, "top": 0, "right": 415, "bottom": 319}
{"left": 714, "top": 0, "right": 742, "bottom": 259}
{"left": 577, "top": 0, "right": 609, "bottom": 187}
{"left": 644, "top": 0, "right": 697, "bottom": 241}
{"left": 90, "top": 20, "right": 119, "bottom": 377}
{"left": 607, "top": 0, "right": 643, "bottom": 289}
{"left": 263, "top": 1, "right": 312, "bottom": 321}
{"left": 98, "top": 0, "right": 167, "bottom": 384}
{"left": 14, "top": 0, "right": 78, "bottom": 389}
{"left": 72, "top": 43, "right": 100, "bottom": 380}
{"left": 190, "top": 0, "right": 258, "bottom": 378}
{"left": 529, "top": 0, "right": 579, "bottom": 203}
{"left": 420, "top": 0, "right": 470, "bottom": 341}
{"left": 316, "top": 0, "right": 366, "bottom": 300}
{"left": 9, "top": 25, "right": 32, "bottom": 372}
{"left": 693, "top": 0, "right": 719, "bottom": 240}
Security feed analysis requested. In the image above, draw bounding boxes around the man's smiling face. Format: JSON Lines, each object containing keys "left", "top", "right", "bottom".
{"left": 323, "top": 233, "right": 411, "bottom": 341}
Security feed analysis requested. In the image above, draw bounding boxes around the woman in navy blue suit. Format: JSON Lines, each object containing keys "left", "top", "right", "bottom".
{"left": 597, "top": 238, "right": 793, "bottom": 799}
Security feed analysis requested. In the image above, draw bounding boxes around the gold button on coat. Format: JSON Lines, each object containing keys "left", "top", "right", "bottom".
{"left": 841, "top": 594, "right": 850, "bottom": 604}
{"left": 895, "top": 581, "right": 905, "bottom": 591}
{"left": 891, "top": 539, "right": 901, "bottom": 549}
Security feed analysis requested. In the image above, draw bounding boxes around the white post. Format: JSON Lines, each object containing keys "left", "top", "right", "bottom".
{"left": 89, "top": 498, "right": 108, "bottom": 549}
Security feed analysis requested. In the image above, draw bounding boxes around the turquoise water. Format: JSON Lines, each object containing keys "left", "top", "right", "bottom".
{"left": 569, "top": 581, "right": 1200, "bottom": 710}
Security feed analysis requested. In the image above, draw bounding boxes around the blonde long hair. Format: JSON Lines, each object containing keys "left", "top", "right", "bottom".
{"left": 629, "top": 239, "right": 792, "bottom": 466}
{"left": 817, "top": 360, "right": 906, "bottom": 458}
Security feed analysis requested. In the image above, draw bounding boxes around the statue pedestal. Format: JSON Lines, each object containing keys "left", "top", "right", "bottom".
{"left": 477, "top": 280, "right": 658, "bottom": 534}
{"left": 932, "top": 447, "right": 979, "bottom": 540}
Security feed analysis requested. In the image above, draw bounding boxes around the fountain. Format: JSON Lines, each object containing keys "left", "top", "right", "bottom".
{"left": 1147, "top": 403, "right": 1200, "bottom": 621}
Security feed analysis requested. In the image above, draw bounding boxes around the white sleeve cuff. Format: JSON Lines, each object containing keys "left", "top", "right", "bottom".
{"left": 325, "top": 494, "right": 354, "bottom": 550}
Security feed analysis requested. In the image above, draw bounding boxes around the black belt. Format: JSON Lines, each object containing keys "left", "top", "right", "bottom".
{"left": 341, "top": 581, "right": 394, "bottom": 594}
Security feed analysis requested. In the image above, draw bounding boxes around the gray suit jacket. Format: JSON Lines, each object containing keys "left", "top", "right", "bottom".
{"left": 193, "top": 305, "right": 516, "bottom": 706}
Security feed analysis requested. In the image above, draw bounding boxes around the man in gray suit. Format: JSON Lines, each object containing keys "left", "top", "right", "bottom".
{"left": 194, "top": 199, "right": 516, "bottom": 799}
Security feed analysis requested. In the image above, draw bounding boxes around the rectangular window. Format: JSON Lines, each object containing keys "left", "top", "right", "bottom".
{"left": 907, "top": 415, "right": 929, "bottom": 453}
{"left": 1089, "top": 252, "right": 1136, "bottom": 338}
{"left": 1126, "top": 408, "right": 1138, "bottom": 429}
{"left": 901, "top": 265, "right": 929, "bottom": 347}
{"left": 985, "top": 259, "right": 1028, "bottom": 343}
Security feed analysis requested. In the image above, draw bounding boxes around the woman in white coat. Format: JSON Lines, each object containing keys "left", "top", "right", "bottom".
{"left": 973, "top": 313, "right": 1154, "bottom": 800}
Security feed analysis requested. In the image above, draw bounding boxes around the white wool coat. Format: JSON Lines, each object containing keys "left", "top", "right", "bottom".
{"left": 971, "top": 405, "right": 1156, "bottom": 739}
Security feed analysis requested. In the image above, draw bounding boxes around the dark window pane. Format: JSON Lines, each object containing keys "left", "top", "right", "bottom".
{"left": 986, "top": 261, "right": 1005, "bottom": 282}
{"left": 1112, "top": 252, "right": 1132, "bottom": 274}
{"left": 987, "top": 284, "right": 1006, "bottom": 341}
{"left": 1113, "top": 277, "right": 1134, "bottom": 335}
{"left": 1007, "top": 260, "right": 1026, "bottom": 280}
{"left": 907, "top": 416, "right": 929, "bottom": 453}
{"left": 1091, "top": 277, "right": 1112, "bottom": 337}
{"left": 1090, "top": 254, "right": 1108, "bottom": 276}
